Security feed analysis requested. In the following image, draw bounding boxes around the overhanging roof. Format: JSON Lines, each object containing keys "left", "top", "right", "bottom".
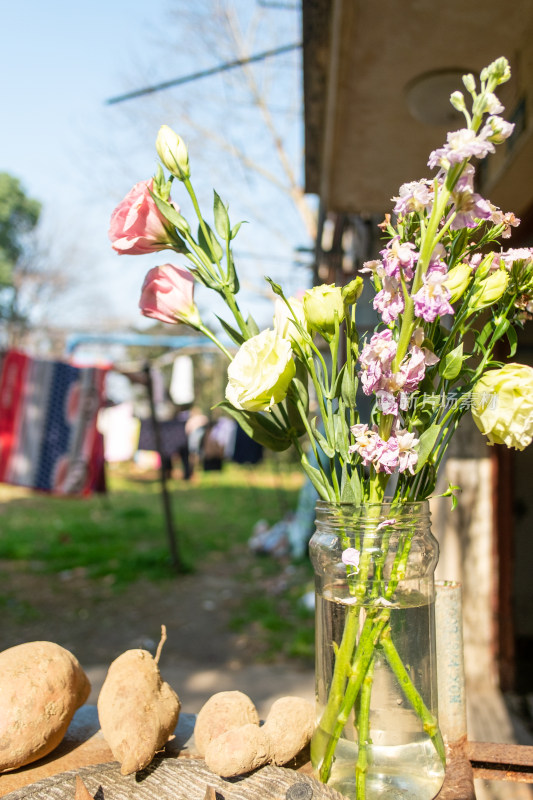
{"left": 303, "top": 0, "right": 533, "bottom": 219}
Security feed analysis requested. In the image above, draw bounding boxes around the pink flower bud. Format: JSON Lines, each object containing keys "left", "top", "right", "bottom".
{"left": 109, "top": 179, "right": 175, "bottom": 255}
{"left": 139, "top": 264, "right": 201, "bottom": 327}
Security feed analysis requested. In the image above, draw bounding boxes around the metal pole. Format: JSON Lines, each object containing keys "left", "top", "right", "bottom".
{"left": 144, "top": 363, "right": 182, "bottom": 572}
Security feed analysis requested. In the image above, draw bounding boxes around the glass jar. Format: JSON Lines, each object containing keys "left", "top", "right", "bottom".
{"left": 309, "top": 501, "right": 445, "bottom": 800}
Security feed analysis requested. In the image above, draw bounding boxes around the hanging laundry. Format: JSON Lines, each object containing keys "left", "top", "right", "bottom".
{"left": 97, "top": 402, "right": 140, "bottom": 463}
{"left": 169, "top": 354, "right": 194, "bottom": 406}
{"left": 0, "top": 350, "right": 107, "bottom": 495}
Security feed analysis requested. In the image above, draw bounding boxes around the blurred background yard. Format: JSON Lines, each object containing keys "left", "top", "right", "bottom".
{"left": 0, "top": 459, "right": 315, "bottom": 670}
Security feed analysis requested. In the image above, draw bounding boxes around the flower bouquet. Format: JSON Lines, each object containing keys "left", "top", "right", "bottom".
{"left": 110, "top": 57, "right": 533, "bottom": 800}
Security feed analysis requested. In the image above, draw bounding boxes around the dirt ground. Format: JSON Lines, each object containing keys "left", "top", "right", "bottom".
{"left": 0, "top": 537, "right": 316, "bottom": 716}
{"left": 0, "top": 551, "right": 279, "bottom": 666}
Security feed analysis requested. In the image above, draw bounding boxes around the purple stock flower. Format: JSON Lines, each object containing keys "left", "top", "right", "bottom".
{"left": 399, "top": 347, "right": 429, "bottom": 393}
{"left": 358, "top": 330, "right": 439, "bottom": 401}
{"left": 499, "top": 247, "right": 533, "bottom": 272}
{"left": 381, "top": 237, "right": 418, "bottom": 281}
{"left": 450, "top": 166, "right": 492, "bottom": 230}
{"left": 342, "top": 548, "right": 360, "bottom": 569}
{"left": 358, "top": 330, "right": 397, "bottom": 395}
{"left": 481, "top": 116, "right": 515, "bottom": 145}
{"left": 349, "top": 424, "right": 419, "bottom": 475}
{"left": 376, "top": 390, "right": 400, "bottom": 416}
{"left": 392, "top": 180, "right": 433, "bottom": 216}
{"left": 396, "top": 429, "right": 419, "bottom": 474}
{"left": 428, "top": 128, "right": 495, "bottom": 170}
{"left": 413, "top": 272, "right": 455, "bottom": 322}
{"left": 377, "top": 437, "right": 401, "bottom": 474}
{"left": 348, "top": 424, "right": 383, "bottom": 467}
{"left": 373, "top": 276, "right": 405, "bottom": 324}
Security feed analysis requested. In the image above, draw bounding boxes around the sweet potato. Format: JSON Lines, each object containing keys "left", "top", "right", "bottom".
{"left": 194, "top": 690, "right": 259, "bottom": 756}
{"left": 198, "top": 694, "right": 315, "bottom": 777}
{"left": 97, "top": 639, "right": 180, "bottom": 775}
{"left": 204, "top": 723, "right": 270, "bottom": 777}
{"left": 0, "top": 641, "right": 91, "bottom": 772}
{"left": 262, "top": 696, "right": 315, "bottom": 765}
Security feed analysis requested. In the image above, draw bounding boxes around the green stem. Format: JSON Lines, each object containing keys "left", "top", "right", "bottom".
{"left": 318, "top": 609, "right": 390, "bottom": 783}
{"left": 197, "top": 324, "right": 233, "bottom": 360}
{"left": 355, "top": 657, "right": 375, "bottom": 800}
{"left": 221, "top": 285, "right": 250, "bottom": 339}
{"left": 380, "top": 628, "right": 446, "bottom": 766}
{"left": 183, "top": 176, "right": 225, "bottom": 280}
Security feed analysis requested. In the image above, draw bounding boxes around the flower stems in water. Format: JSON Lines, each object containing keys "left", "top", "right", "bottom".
{"left": 380, "top": 628, "right": 446, "bottom": 766}
{"left": 356, "top": 657, "right": 375, "bottom": 800}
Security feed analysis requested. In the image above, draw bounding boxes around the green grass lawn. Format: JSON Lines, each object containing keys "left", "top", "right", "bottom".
{"left": 0, "top": 461, "right": 302, "bottom": 580}
{"left": 0, "top": 460, "right": 315, "bottom": 663}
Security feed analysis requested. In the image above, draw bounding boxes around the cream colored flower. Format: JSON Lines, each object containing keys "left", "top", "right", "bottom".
{"left": 303, "top": 284, "right": 345, "bottom": 336}
{"left": 273, "top": 296, "right": 308, "bottom": 347}
{"left": 225, "top": 329, "right": 296, "bottom": 412}
{"left": 156, "top": 125, "right": 190, "bottom": 180}
{"left": 471, "top": 364, "right": 533, "bottom": 450}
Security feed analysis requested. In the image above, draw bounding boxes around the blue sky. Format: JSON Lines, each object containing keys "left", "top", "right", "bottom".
{"left": 0, "top": 0, "right": 311, "bottom": 339}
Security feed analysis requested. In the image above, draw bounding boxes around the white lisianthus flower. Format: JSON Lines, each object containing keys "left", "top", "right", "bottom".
{"left": 273, "top": 296, "right": 308, "bottom": 347}
{"left": 471, "top": 364, "right": 533, "bottom": 450}
{"left": 225, "top": 329, "right": 296, "bottom": 412}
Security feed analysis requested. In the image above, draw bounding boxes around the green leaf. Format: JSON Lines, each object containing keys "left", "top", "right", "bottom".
{"left": 439, "top": 343, "right": 464, "bottom": 380}
{"left": 493, "top": 317, "right": 510, "bottom": 339}
{"left": 213, "top": 191, "right": 230, "bottom": 240}
{"left": 215, "top": 315, "right": 244, "bottom": 346}
{"left": 301, "top": 457, "right": 333, "bottom": 502}
{"left": 230, "top": 220, "right": 246, "bottom": 240}
{"left": 340, "top": 464, "right": 362, "bottom": 505}
{"left": 340, "top": 364, "right": 358, "bottom": 407}
{"left": 340, "top": 465, "right": 356, "bottom": 503}
{"left": 227, "top": 251, "right": 240, "bottom": 294}
{"left": 198, "top": 220, "right": 224, "bottom": 263}
{"left": 477, "top": 320, "right": 493, "bottom": 349}
{"left": 189, "top": 265, "right": 222, "bottom": 291}
{"left": 506, "top": 325, "right": 518, "bottom": 357}
{"left": 216, "top": 401, "right": 292, "bottom": 452}
{"left": 285, "top": 396, "right": 307, "bottom": 437}
{"left": 291, "top": 359, "right": 309, "bottom": 412}
{"left": 334, "top": 408, "right": 350, "bottom": 462}
{"left": 331, "top": 363, "right": 346, "bottom": 399}
{"left": 350, "top": 470, "right": 362, "bottom": 505}
{"left": 415, "top": 424, "right": 441, "bottom": 474}
{"left": 246, "top": 313, "right": 260, "bottom": 337}
{"left": 150, "top": 192, "right": 190, "bottom": 236}
{"left": 310, "top": 417, "right": 336, "bottom": 458}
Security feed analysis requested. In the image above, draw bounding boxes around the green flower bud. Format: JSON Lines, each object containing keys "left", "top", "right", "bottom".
{"left": 443, "top": 262, "right": 472, "bottom": 303}
{"left": 156, "top": 125, "right": 190, "bottom": 180}
{"left": 468, "top": 269, "right": 509, "bottom": 311}
{"left": 484, "top": 57, "right": 511, "bottom": 86}
{"left": 475, "top": 252, "right": 496, "bottom": 279}
{"left": 462, "top": 73, "right": 476, "bottom": 94}
{"left": 342, "top": 276, "right": 364, "bottom": 305}
{"left": 450, "top": 91, "right": 466, "bottom": 113}
{"left": 302, "top": 284, "right": 345, "bottom": 337}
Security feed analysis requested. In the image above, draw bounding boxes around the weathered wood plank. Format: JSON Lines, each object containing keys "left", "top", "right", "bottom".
{"left": 1, "top": 758, "right": 349, "bottom": 800}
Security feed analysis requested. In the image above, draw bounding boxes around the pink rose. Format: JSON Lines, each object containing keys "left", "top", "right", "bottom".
{"left": 139, "top": 264, "right": 201, "bottom": 326}
{"left": 109, "top": 179, "right": 175, "bottom": 255}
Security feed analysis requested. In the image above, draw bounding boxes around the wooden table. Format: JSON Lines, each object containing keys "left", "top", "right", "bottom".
{"left": 1, "top": 704, "right": 515, "bottom": 800}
